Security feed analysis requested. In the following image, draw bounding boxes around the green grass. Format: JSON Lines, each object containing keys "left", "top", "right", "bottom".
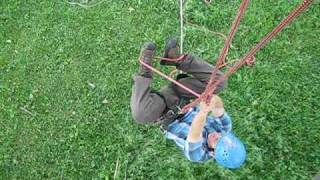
{"left": 1, "top": 0, "right": 319, "bottom": 179}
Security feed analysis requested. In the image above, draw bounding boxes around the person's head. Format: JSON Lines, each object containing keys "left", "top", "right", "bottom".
{"left": 213, "top": 133, "right": 246, "bottom": 169}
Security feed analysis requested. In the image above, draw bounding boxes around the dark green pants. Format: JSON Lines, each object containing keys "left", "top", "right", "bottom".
{"left": 130, "top": 54, "right": 227, "bottom": 124}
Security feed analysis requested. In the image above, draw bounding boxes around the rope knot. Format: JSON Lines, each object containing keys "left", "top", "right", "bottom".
{"left": 245, "top": 56, "right": 255, "bottom": 67}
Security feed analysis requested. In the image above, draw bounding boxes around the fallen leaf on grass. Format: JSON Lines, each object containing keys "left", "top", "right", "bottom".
{"left": 102, "top": 99, "right": 108, "bottom": 104}
{"left": 128, "top": 7, "right": 135, "bottom": 12}
{"left": 88, "top": 82, "right": 96, "bottom": 89}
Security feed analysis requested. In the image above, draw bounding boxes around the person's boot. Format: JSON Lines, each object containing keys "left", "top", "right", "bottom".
{"left": 139, "top": 42, "right": 156, "bottom": 78}
{"left": 161, "top": 37, "right": 183, "bottom": 66}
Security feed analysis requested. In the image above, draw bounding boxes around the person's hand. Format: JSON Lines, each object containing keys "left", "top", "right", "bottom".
{"left": 199, "top": 95, "right": 225, "bottom": 117}
{"left": 199, "top": 101, "right": 212, "bottom": 114}
{"left": 208, "top": 132, "right": 221, "bottom": 149}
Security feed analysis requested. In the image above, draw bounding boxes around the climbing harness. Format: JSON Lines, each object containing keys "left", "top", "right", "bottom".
{"left": 139, "top": 0, "right": 314, "bottom": 113}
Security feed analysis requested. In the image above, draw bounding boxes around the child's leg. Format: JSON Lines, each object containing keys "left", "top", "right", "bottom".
{"left": 177, "top": 54, "right": 220, "bottom": 82}
{"left": 131, "top": 75, "right": 165, "bottom": 123}
{"left": 130, "top": 75, "right": 179, "bottom": 124}
{"left": 173, "top": 54, "right": 227, "bottom": 98}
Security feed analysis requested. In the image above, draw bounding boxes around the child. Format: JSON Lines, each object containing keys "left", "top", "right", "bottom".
{"left": 131, "top": 38, "right": 226, "bottom": 125}
{"left": 164, "top": 95, "right": 246, "bottom": 168}
{"left": 131, "top": 38, "right": 246, "bottom": 168}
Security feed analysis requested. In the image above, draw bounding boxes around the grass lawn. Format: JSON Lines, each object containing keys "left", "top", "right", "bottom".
{"left": 1, "top": 0, "right": 319, "bottom": 179}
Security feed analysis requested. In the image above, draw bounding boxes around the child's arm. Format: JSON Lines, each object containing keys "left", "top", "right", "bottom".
{"left": 187, "top": 95, "right": 224, "bottom": 142}
{"left": 184, "top": 104, "right": 211, "bottom": 162}
{"left": 186, "top": 105, "right": 209, "bottom": 142}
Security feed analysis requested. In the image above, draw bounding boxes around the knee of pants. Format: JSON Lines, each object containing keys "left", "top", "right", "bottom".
{"left": 131, "top": 106, "right": 161, "bottom": 124}
{"left": 210, "top": 70, "right": 227, "bottom": 93}
{"left": 214, "top": 78, "right": 228, "bottom": 94}
{"left": 130, "top": 93, "right": 166, "bottom": 124}
{"left": 131, "top": 108, "right": 160, "bottom": 124}
{"left": 131, "top": 109, "right": 149, "bottom": 124}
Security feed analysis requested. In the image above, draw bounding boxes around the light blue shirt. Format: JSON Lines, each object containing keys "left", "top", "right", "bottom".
{"left": 164, "top": 107, "right": 232, "bottom": 162}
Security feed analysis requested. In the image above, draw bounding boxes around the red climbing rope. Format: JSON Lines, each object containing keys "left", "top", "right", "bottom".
{"left": 139, "top": 59, "right": 201, "bottom": 98}
{"left": 211, "top": 0, "right": 250, "bottom": 73}
{"left": 181, "top": 0, "right": 314, "bottom": 113}
{"left": 139, "top": 0, "right": 314, "bottom": 113}
{"left": 180, "top": 0, "right": 251, "bottom": 111}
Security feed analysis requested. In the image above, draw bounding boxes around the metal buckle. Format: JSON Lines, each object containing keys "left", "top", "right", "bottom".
{"left": 165, "top": 110, "right": 175, "bottom": 119}
{"left": 159, "top": 125, "right": 167, "bottom": 134}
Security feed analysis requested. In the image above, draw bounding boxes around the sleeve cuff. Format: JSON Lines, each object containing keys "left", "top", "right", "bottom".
{"left": 184, "top": 139, "right": 209, "bottom": 162}
{"left": 185, "top": 139, "right": 204, "bottom": 151}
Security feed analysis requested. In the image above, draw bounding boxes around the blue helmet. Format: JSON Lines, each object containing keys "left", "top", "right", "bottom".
{"left": 215, "top": 133, "right": 246, "bottom": 169}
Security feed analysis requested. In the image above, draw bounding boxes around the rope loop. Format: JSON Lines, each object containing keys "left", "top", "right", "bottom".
{"left": 245, "top": 56, "right": 255, "bottom": 67}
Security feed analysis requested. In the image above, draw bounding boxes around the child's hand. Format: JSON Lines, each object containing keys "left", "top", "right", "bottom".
{"left": 199, "top": 95, "right": 225, "bottom": 117}
{"left": 199, "top": 101, "right": 212, "bottom": 114}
